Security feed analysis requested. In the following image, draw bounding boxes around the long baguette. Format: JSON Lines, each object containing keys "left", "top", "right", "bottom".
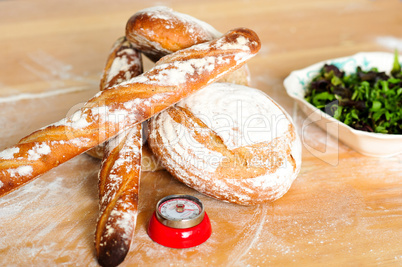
{"left": 95, "top": 126, "right": 142, "bottom": 267}
{"left": 0, "top": 27, "right": 261, "bottom": 197}
{"left": 92, "top": 37, "right": 143, "bottom": 267}
{"left": 100, "top": 37, "right": 143, "bottom": 92}
{"left": 85, "top": 38, "right": 161, "bottom": 172}
{"left": 86, "top": 36, "right": 142, "bottom": 159}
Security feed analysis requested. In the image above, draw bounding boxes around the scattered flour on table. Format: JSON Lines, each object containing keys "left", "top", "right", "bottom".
{"left": 128, "top": 195, "right": 271, "bottom": 265}
{"left": 0, "top": 155, "right": 100, "bottom": 266}
{"left": 20, "top": 50, "right": 97, "bottom": 88}
{"left": 0, "top": 86, "right": 90, "bottom": 103}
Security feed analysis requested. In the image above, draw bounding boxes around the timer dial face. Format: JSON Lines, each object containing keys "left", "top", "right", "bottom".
{"left": 159, "top": 198, "right": 201, "bottom": 221}
{"left": 156, "top": 195, "right": 205, "bottom": 229}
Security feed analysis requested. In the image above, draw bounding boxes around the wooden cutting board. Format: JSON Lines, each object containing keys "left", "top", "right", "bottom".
{"left": 0, "top": 0, "right": 401, "bottom": 266}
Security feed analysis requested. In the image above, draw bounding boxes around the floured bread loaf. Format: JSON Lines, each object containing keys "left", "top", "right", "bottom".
{"left": 126, "top": 6, "right": 250, "bottom": 85}
{"left": 148, "top": 82, "right": 302, "bottom": 205}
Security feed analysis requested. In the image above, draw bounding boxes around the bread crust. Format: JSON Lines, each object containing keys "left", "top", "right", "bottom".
{"left": 148, "top": 83, "right": 302, "bottom": 205}
{"left": 93, "top": 36, "right": 144, "bottom": 267}
{"left": 86, "top": 140, "right": 163, "bottom": 172}
{"left": 100, "top": 36, "right": 143, "bottom": 91}
{"left": 86, "top": 36, "right": 142, "bottom": 160}
{"left": 126, "top": 6, "right": 250, "bottom": 85}
{"left": 95, "top": 126, "right": 142, "bottom": 267}
{"left": 125, "top": 6, "right": 221, "bottom": 61}
{"left": 85, "top": 37, "right": 163, "bottom": 172}
{"left": 0, "top": 28, "right": 260, "bottom": 198}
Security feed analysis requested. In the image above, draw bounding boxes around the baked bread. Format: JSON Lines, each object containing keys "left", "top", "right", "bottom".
{"left": 126, "top": 6, "right": 221, "bottom": 61}
{"left": 93, "top": 36, "right": 143, "bottom": 267}
{"left": 126, "top": 6, "right": 250, "bottom": 85}
{"left": 0, "top": 27, "right": 261, "bottom": 198}
{"left": 87, "top": 136, "right": 160, "bottom": 171}
{"left": 86, "top": 36, "right": 142, "bottom": 160}
{"left": 148, "top": 82, "right": 302, "bottom": 205}
{"left": 95, "top": 126, "right": 142, "bottom": 267}
{"left": 89, "top": 6, "right": 251, "bottom": 167}
{"left": 85, "top": 37, "right": 162, "bottom": 171}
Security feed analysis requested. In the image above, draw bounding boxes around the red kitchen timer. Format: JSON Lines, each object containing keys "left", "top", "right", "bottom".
{"left": 147, "top": 194, "right": 212, "bottom": 249}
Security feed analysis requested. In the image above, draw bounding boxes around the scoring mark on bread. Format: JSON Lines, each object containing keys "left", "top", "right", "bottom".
{"left": 164, "top": 105, "right": 296, "bottom": 179}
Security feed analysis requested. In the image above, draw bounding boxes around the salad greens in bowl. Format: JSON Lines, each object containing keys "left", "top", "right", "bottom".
{"left": 284, "top": 51, "right": 402, "bottom": 157}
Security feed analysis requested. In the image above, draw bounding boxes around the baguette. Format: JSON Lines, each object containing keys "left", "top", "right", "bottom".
{"left": 86, "top": 36, "right": 142, "bottom": 160}
{"left": 0, "top": 27, "right": 261, "bottom": 198}
{"left": 92, "top": 37, "right": 143, "bottom": 267}
{"left": 95, "top": 126, "right": 142, "bottom": 267}
{"left": 85, "top": 38, "right": 163, "bottom": 172}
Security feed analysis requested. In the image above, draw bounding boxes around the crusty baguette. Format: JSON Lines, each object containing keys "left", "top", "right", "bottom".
{"left": 100, "top": 36, "right": 143, "bottom": 92}
{"left": 125, "top": 6, "right": 250, "bottom": 85}
{"left": 92, "top": 36, "right": 143, "bottom": 267}
{"left": 85, "top": 37, "right": 162, "bottom": 171}
{"left": 95, "top": 126, "right": 142, "bottom": 267}
{"left": 86, "top": 36, "right": 142, "bottom": 160}
{"left": 0, "top": 27, "right": 261, "bottom": 198}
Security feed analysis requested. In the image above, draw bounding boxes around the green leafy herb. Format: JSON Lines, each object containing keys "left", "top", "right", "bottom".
{"left": 305, "top": 53, "right": 402, "bottom": 134}
{"left": 391, "top": 49, "right": 402, "bottom": 78}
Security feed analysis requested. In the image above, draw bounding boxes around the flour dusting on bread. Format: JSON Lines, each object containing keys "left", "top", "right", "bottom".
{"left": 148, "top": 83, "right": 302, "bottom": 205}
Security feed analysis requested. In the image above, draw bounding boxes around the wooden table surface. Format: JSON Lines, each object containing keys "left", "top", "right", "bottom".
{"left": 0, "top": 0, "right": 401, "bottom": 266}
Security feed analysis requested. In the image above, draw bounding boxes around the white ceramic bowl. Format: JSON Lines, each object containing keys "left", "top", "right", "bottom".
{"left": 284, "top": 52, "right": 402, "bottom": 157}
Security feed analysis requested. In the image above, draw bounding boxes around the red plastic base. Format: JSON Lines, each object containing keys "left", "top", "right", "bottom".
{"left": 147, "top": 212, "right": 212, "bottom": 249}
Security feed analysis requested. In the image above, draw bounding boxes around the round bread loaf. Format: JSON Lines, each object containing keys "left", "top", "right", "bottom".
{"left": 126, "top": 6, "right": 221, "bottom": 61}
{"left": 125, "top": 6, "right": 250, "bottom": 85}
{"left": 148, "top": 83, "right": 302, "bottom": 205}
